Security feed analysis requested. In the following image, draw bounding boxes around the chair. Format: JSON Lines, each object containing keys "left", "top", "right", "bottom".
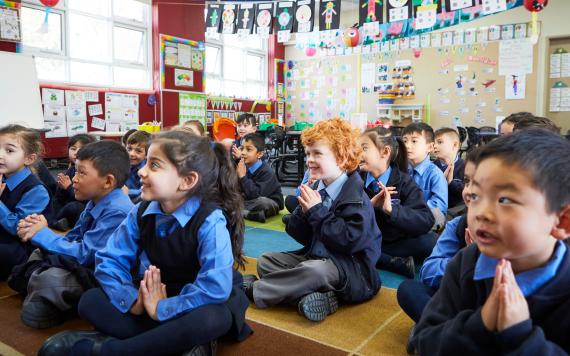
{"left": 465, "top": 126, "right": 481, "bottom": 151}
{"left": 212, "top": 118, "right": 236, "bottom": 142}
{"left": 457, "top": 126, "right": 468, "bottom": 158}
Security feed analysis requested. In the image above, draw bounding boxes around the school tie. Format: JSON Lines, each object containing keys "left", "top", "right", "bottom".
{"left": 368, "top": 181, "right": 380, "bottom": 194}
{"left": 319, "top": 189, "right": 332, "bottom": 210}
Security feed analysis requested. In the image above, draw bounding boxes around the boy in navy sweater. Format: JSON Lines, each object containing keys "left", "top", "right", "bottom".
{"left": 413, "top": 129, "right": 570, "bottom": 355}
{"left": 14, "top": 141, "right": 133, "bottom": 329}
{"left": 237, "top": 133, "right": 283, "bottom": 223}
{"left": 433, "top": 128, "right": 465, "bottom": 213}
{"left": 243, "top": 119, "right": 382, "bottom": 322}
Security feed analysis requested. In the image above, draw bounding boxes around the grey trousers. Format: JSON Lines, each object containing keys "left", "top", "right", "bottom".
{"left": 431, "top": 208, "right": 447, "bottom": 232}
{"left": 244, "top": 197, "right": 280, "bottom": 218}
{"left": 23, "top": 249, "right": 84, "bottom": 311}
{"left": 253, "top": 252, "right": 340, "bottom": 309}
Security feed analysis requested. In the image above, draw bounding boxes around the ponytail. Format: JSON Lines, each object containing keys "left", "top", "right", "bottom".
{"left": 393, "top": 137, "right": 408, "bottom": 173}
{"left": 363, "top": 127, "right": 408, "bottom": 173}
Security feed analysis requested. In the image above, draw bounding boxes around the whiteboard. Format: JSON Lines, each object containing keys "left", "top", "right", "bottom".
{"left": 0, "top": 52, "right": 44, "bottom": 129}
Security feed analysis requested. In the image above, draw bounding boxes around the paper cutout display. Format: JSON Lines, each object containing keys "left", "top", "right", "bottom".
{"left": 293, "top": 0, "right": 315, "bottom": 33}
{"left": 387, "top": 0, "right": 412, "bottom": 22}
{"left": 276, "top": 1, "right": 295, "bottom": 42}
{"left": 221, "top": 4, "right": 237, "bottom": 34}
{"left": 446, "top": 0, "right": 475, "bottom": 11}
{"left": 319, "top": 0, "right": 341, "bottom": 30}
{"left": 414, "top": 4, "right": 437, "bottom": 30}
{"left": 255, "top": 3, "right": 274, "bottom": 36}
{"left": 237, "top": 3, "right": 255, "bottom": 35}
{"left": 359, "top": 0, "right": 383, "bottom": 24}
{"left": 206, "top": 4, "right": 222, "bottom": 34}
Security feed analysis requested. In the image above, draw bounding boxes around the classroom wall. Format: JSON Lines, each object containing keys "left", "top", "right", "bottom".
{"left": 285, "top": 1, "right": 570, "bottom": 132}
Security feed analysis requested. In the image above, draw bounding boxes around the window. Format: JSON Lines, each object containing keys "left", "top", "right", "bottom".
{"left": 205, "top": 34, "right": 268, "bottom": 100}
{"left": 20, "top": 0, "right": 152, "bottom": 90}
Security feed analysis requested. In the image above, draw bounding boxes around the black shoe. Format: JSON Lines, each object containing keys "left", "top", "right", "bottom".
{"left": 21, "top": 299, "right": 63, "bottom": 329}
{"left": 385, "top": 256, "right": 416, "bottom": 279}
{"left": 242, "top": 274, "right": 258, "bottom": 302}
{"left": 182, "top": 340, "right": 218, "bottom": 356}
{"left": 406, "top": 324, "right": 417, "bottom": 355}
{"left": 246, "top": 211, "right": 266, "bottom": 223}
{"left": 281, "top": 214, "right": 291, "bottom": 225}
{"left": 297, "top": 291, "right": 339, "bottom": 322}
{"left": 38, "top": 330, "right": 110, "bottom": 356}
{"left": 52, "top": 218, "right": 71, "bottom": 231}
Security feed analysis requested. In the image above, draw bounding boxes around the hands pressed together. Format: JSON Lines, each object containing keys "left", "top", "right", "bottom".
{"left": 481, "top": 259, "right": 530, "bottom": 333}
{"left": 443, "top": 160, "right": 455, "bottom": 185}
{"left": 297, "top": 184, "right": 322, "bottom": 213}
{"left": 57, "top": 173, "right": 72, "bottom": 190}
{"left": 130, "top": 265, "right": 168, "bottom": 321}
{"left": 17, "top": 214, "right": 48, "bottom": 242}
{"left": 236, "top": 159, "right": 247, "bottom": 179}
{"left": 370, "top": 182, "right": 398, "bottom": 215}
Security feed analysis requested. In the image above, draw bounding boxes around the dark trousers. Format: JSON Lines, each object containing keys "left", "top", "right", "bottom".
{"left": 379, "top": 232, "right": 438, "bottom": 265}
{"left": 396, "top": 279, "right": 436, "bottom": 323}
{"left": 55, "top": 201, "right": 86, "bottom": 227}
{"left": 284, "top": 195, "right": 299, "bottom": 213}
{"left": 0, "top": 236, "right": 31, "bottom": 280}
{"left": 78, "top": 288, "right": 233, "bottom": 356}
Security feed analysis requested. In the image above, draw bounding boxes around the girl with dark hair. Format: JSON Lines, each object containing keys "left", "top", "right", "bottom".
{"left": 39, "top": 130, "right": 251, "bottom": 355}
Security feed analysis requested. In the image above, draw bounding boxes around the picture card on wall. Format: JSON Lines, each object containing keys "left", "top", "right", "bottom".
{"left": 446, "top": 0, "right": 475, "bottom": 11}
{"left": 174, "top": 68, "right": 194, "bottom": 87}
{"left": 276, "top": 1, "right": 295, "bottom": 33}
{"left": 91, "top": 117, "right": 106, "bottom": 131}
{"left": 84, "top": 91, "right": 99, "bottom": 102}
{"left": 43, "top": 105, "right": 66, "bottom": 123}
{"left": 42, "top": 88, "right": 64, "bottom": 106}
{"left": 191, "top": 50, "right": 204, "bottom": 71}
{"left": 65, "top": 90, "right": 85, "bottom": 106}
{"left": 237, "top": 3, "right": 255, "bottom": 35}
{"left": 387, "top": 0, "right": 412, "bottom": 23}
{"left": 359, "top": 0, "right": 384, "bottom": 25}
{"left": 255, "top": 3, "right": 274, "bottom": 36}
{"left": 488, "top": 25, "right": 501, "bottom": 41}
{"left": 44, "top": 121, "right": 67, "bottom": 138}
{"left": 501, "top": 24, "right": 514, "bottom": 40}
{"left": 293, "top": 0, "right": 315, "bottom": 33}
{"left": 221, "top": 4, "right": 237, "bottom": 34}
{"left": 319, "top": 0, "right": 341, "bottom": 31}
{"left": 67, "top": 121, "right": 87, "bottom": 136}
{"left": 206, "top": 4, "right": 222, "bottom": 34}
{"left": 66, "top": 105, "right": 87, "bottom": 122}
{"left": 88, "top": 103, "right": 103, "bottom": 116}
{"left": 414, "top": 4, "right": 437, "bottom": 30}
{"left": 481, "top": 0, "right": 506, "bottom": 15}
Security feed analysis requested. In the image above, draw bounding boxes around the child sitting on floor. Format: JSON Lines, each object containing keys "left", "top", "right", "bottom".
{"left": 125, "top": 130, "right": 151, "bottom": 201}
{"left": 12, "top": 140, "right": 133, "bottom": 329}
{"left": 412, "top": 129, "right": 570, "bottom": 354}
{"left": 232, "top": 113, "right": 257, "bottom": 161}
{"left": 243, "top": 118, "right": 382, "bottom": 322}
{"left": 433, "top": 128, "right": 465, "bottom": 214}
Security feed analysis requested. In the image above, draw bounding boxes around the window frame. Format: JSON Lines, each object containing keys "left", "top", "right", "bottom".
{"left": 20, "top": 0, "right": 153, "bottom": 90}
{"left": 205, "top": 34, "right": 268, "bottom": 100}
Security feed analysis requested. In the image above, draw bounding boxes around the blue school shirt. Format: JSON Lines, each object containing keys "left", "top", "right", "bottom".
{"left": 316, "top": 173, "right": 348, "bottom": 209}
{"left": 408, "top": 156, "right": 448, "bottom": 214}
{"left": 420, "top": 216, "right": 462, "bottom": 289}
{"left": 364, "top": 166, "right": 392, "bottom": 193}
{"left": 32, "top": 189, "right": 133, "bottom": 267}
{"left": 474, "top": 240, "right": 567, "bottom": 297}
{"left": 126, "top": 159, "right": 146, "bottom": 197}
{"left": 95, "top": 196, "right": 234, "bottom": 322}
{"left": 0, "top": 167, "right": 50, "bottom": 235}
{"left": 247, "top": 159, "right": 263, "bottom": 174}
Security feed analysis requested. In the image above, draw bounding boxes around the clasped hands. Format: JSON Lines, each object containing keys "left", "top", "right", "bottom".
{"left": 130, "top": 265, "right": 168, "bottom": 321}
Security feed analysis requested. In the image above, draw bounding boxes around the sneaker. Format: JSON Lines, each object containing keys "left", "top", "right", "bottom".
{"left": 297, "top": 291, "right": 339, "bottom": 322}
{"left": 21, "top": 299, "right": 63, "bottom": 329}
{"left": 181, "top": 340, "right": 218, "bottom": 356}
{"left": 246, "top": 211, "right": 266, "bottom": 223}
{"left": 38, "top": 330, "right": 109, "bottom": 356}
{"left": 242, "top": 274, "right": 258, "bottom": 302}
{"left": 281, "top": 214, "right": 291, "bottom": 225}
{"left": 384, "top": 256, "right": 415, "bottom": 279}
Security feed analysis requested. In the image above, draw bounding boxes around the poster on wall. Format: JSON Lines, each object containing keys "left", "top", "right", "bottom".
{"left": 179, "top": 92, "right": 207, "bottom": 127}
{"left": 293, "top": 0, "right": 315, "bottom": 33}
{"left": 359, "top": 0, "right": 383, "bottom": 25}
{"left": 387, "top": 0, "right": 412, "bottom": 23}
{"left": 174, "top": 68, "right": 194, "bottom": 87}
{"left": 205, "top": 4, "right": 222, "bottom": 35}
{"left": 276, "top": 1, "right": 295, "bottom": 43}
{"left": 237, "top": 3, "right": 255, "bottom": 35}
{"left": 414, "top": 3, "right": 438, "bottom": 30}
{"left": 221, "top": 4, "right": 237, "bottom": 34}
{"left": 255, "top": 3, "right": 274, "bottom": 36}
{"left": 319, "top": 0, "right": 341, "bottom": 31}
{"left": 445, "top": 0, "right": 475, "bottom": 11}
{"left": 505, "top": 73, "right": 526, "bottom": 100}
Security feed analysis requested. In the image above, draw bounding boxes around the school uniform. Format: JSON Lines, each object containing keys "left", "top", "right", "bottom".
{"left": 253, "top": 171, "right": 382, "bottom": 308}
{"left": 397, "top": 215, "right": 467, "bottom": 322}
{"left": 434, "top": 156, "right": 465, "bottom": 210}
{"left": 408, "top": 156, "right": 448, "bottom": 228}
{"left": 52, "top": 165, "right": 87, "bottom": 227}
{"left": 0, "top": 167, "right": 53, "bottom": 279}
{"left": 240, "top": 159, "right": 284, "bottom": 219}
{"left": 34, "top": 160, "right": 57, "bottom": 195}
{"left": 413, "top": 241, "right": 570, "bottom": 355}
{"left": 361, "top": 166, "right": 436, "bottom": 264}
{"left": 77, "top": 197, "right": 250, "bottom": 354}
{"left": 126, "top": 159, "right": 145, "bottom": 198}
{"left": 285, "top": 170, "right": 310, "bottom": 213}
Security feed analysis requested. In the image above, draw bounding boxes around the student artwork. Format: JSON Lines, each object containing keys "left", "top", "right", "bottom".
{"left": 392, "top": 61, "right": 415, "bottom": 98}
{"left": 221, "top": 4, "right": 237, "bottom": 34}
{"left": 505, "top": 73, "right": 526, "bottom": 99}
{"left": 455, "top": 74, "right": 465, "bottom": 89}
{"left": 276, "top": 2, "right": 295, "bottom": 43}
{"left": 414, "top": 3, "right": 438, "bottom": 30}
{"left": 67, "top": 121, "right": 87, "bottom": 136}
{"left": 359, "top": 0, "right": 383, "bottom": 27}
{"left": 387, "top": 0, "right": 412, "bottom": 23}
{"left": 482, "top": 79, "right": 496, "bottom": 88}
{"left": 255, "top": 3, "right": 274, "bottom": 36}
{"left": 237, "top": 3, "right": 255, "bottom": 35}
{"left": 319, "top": 0, "right": 340, "bottom": 31}
{"left": 342, "top": 27, "right": 361, "bottom": 47}
{"left": 481, "top": 0, "right": 507, "bottom": 15}
{"left": 488, "top": 25, "right": 501, "bottom": 40}
{"left": 501, "top": 24, "right": 514, "bottom": 40}
{"left": 0, "top": 7, "right": 21, "bottom": 41}
{"left": 42, "top": 88, "right": 64, "bottom": 106}
{"left": 293, "top": 0, "right": 315, "bottom": 33}
{"left": 205, "top": 4, "right": 222, "bottom": 35}
{"left": 446, "top": 0, "right": 475, "bottom": 11}
{"left": 191, "top": 50, "right": 203, "bottom": 71}
{"left": 43, "top": 104, "right": 66, "bottom": 123}
{"left": 174, "top": 68, "right": 193, "bottom": 87}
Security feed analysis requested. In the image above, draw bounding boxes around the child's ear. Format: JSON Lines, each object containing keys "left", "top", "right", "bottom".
{"left": 256, "top": 150, "right": 264, "bottom": 159}
{"left": 552, "top": 205, "right": 570, "bottom": 240}
{"left": 381, "top": 145, "right": 391, "bottom": 158}
{"left": 104, "top": 174, "right": 117, "bottom": 190}
{"left": 24, "top": 153, "right": 37, "bottom": 166}
{"left": 180, "top": 171, "right": 199, "bottom": 192}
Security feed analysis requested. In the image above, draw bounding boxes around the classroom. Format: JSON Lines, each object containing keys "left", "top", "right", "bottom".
{"left": 0, "top": 0, "right": 569, "bottom": 355}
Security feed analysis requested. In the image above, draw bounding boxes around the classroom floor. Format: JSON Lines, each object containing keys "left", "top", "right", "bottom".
{"left": 0, "top": 209, "right": 414, "bottom": 356}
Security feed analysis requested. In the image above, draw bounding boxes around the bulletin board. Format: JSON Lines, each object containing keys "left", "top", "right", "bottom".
{"left": 546, "top": 37, "right": 570, "bottom": 134}
{"left": 288, "top": 40, "right": 538, "bottom": 130}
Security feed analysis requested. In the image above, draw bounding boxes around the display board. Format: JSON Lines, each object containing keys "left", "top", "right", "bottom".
{"left": 546, "top": 37, "right": 570, "bottom": 133}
